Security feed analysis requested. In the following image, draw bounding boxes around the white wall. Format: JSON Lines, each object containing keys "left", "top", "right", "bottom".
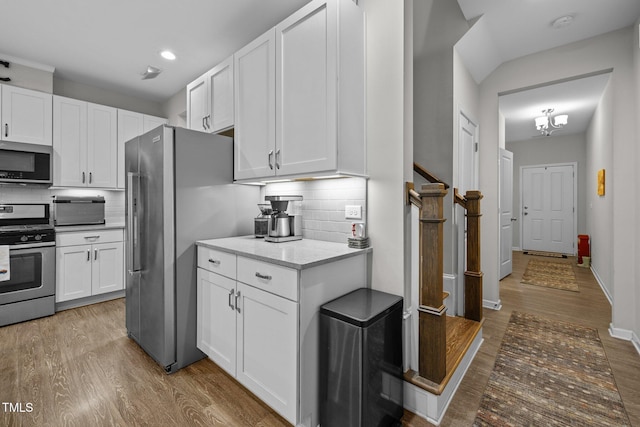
{"left": 507, "top": 132, "right": 588, "bottom": 249}
{"left": 478, "top": 27, "right": 637, "bottom": 335}
{"left": 586, "top": 82, "right": 614, "bottom": 300}
{"left": 162, "top": 87, "right": 187, "bottom": 127}
{"left": 360, "top": 0, "right": 410, "bottom": 296}
{"left": 413, "top": 1, "right": 469, "bottom": 274}
{"left": 634, "top": 19, "right": 640, "bottom": 345}
{"left": 53, "top": 77, "right": 164, "bottom": 117}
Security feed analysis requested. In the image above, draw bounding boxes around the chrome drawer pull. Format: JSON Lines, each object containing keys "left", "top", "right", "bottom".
{"left": 255, "top": 272, "right": 272, "bottom": 281}
{"left": 208, "top": 258, "right": 221, "bottom": 265}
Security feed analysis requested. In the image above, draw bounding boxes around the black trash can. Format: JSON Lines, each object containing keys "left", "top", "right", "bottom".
{"left": 319, "top": 288, "right": 404, "bottom": 427}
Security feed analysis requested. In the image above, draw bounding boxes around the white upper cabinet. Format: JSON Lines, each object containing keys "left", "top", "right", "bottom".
{"left": 234, "top": 30, "right": 276, "bottom": 181}
{"left": 87, "top": 103, "right": 118, "bottom": 188}
{"left": 53, "top": 96, "right": 117, "bottom": 188}
{"left": 1, "top": 84, "right": 53, "bottom": 145}
{"left": 234, "top": 0, "right": 365, "bottom": 181}
{"left": 116, "top": 109, "right": 167, "bottom": 189}
{"left": 187, "top": 56, "right": 234, "bottom": 134}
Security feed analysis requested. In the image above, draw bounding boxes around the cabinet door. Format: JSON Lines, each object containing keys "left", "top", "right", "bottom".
{"left": 275, "top": 0, "right": 337, "bottom": 176}
{"left": 197, "top": 269, "right": 237, "bottom": 376}
{"left": 91, "top": 242, "right": 124, "bottom": 295}
{"left": 53, "top": 96, "right": 87, "bottom": 187}
{"left": 56, "top": 245, "right": 93, "bottom": 302}
{"left": 236, "top": 283, "right": 298, "bottom": 424}
{"left": 1, "top": 85, "right": 53, "bottom": 145}
{"left": 209, "top": 56, "right": 234, "bottom": 133}
{"left": 187, "top": 75, "right": 209, "bottom": 132}
{"left": 87, "top": 103, "right": 117, "bottom": 188}
{"left": 117, "top": 109, "right": 144, "bottom": 189}
{"left": 142, "top": 115, "right": 167, "bottom": 133}
{"left": 234, "top": 29, "right": 276, "bottom": 180}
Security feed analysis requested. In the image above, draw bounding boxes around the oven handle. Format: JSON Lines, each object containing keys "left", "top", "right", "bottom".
{"left": 127, "top": 172, "right": 142, "bottom": 274}
{"left": 10, "top": 242, "right": 56, "bottom": 250}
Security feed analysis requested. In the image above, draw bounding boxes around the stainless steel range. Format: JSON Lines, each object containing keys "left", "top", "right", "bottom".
{"left": 0, "top": 203, "right": 56, "bottom": 327}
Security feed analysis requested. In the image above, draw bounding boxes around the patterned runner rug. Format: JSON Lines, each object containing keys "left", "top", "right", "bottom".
{"left": 521, "top": 259, "right": 579, "bottom": 292}
{"left": 474, "top": 312, "right": 631, "bottom": 426}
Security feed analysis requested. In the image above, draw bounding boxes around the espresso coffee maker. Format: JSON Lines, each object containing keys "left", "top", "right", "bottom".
{"left": 265, "top": 195, "right": 303, "bottom": 243}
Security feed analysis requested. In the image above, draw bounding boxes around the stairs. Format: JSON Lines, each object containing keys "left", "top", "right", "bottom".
{"left": 405, "top": 176, "right": 484, "bottom": 425}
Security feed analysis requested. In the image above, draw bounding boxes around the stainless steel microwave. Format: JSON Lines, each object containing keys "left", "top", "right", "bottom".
{"left": 0, "top": 141, "right": 52, "bottom": 185}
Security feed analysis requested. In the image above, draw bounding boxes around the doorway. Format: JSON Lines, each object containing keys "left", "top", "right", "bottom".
{"left": 456, "top": 111, "right": 478, "bottom": 315}
{"left": 521, "top": 163, "right": 576, "bottom": 255}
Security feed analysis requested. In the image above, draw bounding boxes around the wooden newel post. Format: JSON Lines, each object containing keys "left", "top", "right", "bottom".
{"left": 418, "top": 183, "right": 447, "bottom": 384}
{"left": 464, "top": 190, "right": 483, "bottom": 322}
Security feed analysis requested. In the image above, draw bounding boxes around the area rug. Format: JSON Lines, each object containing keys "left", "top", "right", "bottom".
{"left": 474, "top": 311, "right": 631, "bottom": 426}
{"left": 521, "top": 259, "right": 579, "bottom": 292}
{"left": 523, "top": 250, "right": 567, "bottom": 258}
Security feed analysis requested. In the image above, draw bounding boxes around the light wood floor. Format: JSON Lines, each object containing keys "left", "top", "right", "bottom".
{"left": 1, "top": 251, "right": 639, "bottom": 426}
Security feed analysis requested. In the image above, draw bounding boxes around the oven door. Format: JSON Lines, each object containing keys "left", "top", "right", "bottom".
{"left": 0, "top": 244, "right": 55, "bottom": 305}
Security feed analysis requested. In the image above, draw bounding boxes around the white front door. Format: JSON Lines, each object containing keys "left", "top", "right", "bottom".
{"left": 522, "top": 164, "right": 575, "bottom": 254}
{"left": 499, "top": 149, "right": 514, "bottom": 279}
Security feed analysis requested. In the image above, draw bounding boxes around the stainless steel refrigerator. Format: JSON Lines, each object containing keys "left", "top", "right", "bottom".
{"left": 125, "top": 125, "right": 258, "bottom": 373}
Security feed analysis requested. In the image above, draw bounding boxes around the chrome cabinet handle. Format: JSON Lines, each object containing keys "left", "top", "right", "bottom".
{"left": 202, "top": 117, "right": 206, "bottom": 130}
{"left": 89, "top": 172, "right": 92, "bottom": 184}
{"left": 275, "top": 149, "right": 281, "bottom": 169}
{"left": 4, "top": 123, "right": 7, "bottom": 137}
{"left": 94, "top": 249, "right": 98, "bottom": 260}
{"left": 235, "top": 291, "right": 241, "bottom": 313}
{"left": 268, "top": 150, "right": 274, "bottom": 170}
{"left": 87, "top": 249, "right": 91, "bottom": 261}
{"left": 208, "top": 258, "right": 220, "bottom": 266}
{"left": 82, "top": 172, "right": 86, "bottom": 183}
{"left": 228, "top": 289, "right": 235, "bottom": 310}
{"left": 206, "top": 115, "right": 211, "bottom": 129}
{"left": 255, "top": 272, "right": 272, "bottom": 281}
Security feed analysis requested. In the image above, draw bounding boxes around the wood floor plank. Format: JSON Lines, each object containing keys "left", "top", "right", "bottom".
{"left": 0, "top": 252, "right": 638, "bottom": 427}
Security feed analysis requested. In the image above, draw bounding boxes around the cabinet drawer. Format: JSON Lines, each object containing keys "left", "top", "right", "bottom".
{"left": 197, "top": 247, "right": 236, "bottom": 279}
{"left": 237, "top": 257, "right": 298, "bottom": 301}
{"left": 56, "top": 229, "right": 123, "bottom": 247}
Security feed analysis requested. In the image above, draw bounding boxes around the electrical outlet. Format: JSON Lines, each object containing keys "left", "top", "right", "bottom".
{"left": 345, "top": 205, "right": 362, "bottom": 219}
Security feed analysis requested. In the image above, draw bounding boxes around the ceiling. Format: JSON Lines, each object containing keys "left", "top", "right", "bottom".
{"left": 1, "top": 0, "right": 638, "bottom": 125}
{"left": 455, "top": 0, "right": 640, "bottom": 143}
{"left": 499, "top": 73, "right": 612, "bottom": 143}
{"left": 0, "top": 0, "right": 310, "bottom": 103}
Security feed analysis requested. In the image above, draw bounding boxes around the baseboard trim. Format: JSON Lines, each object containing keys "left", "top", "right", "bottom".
{"left": 590, "top": 265, "right": 612, "bottom": 305}
{"left": 55, "top": 290, "right": 125, "bottom": 312}
{"left": 483, "top": 299, "right": 502, "bottom": 311}
{"left": 403, "top": 331, "right": 484, "bottom": 425}
{"left": 608, "top": 324, "right": 640, "bottom": 356}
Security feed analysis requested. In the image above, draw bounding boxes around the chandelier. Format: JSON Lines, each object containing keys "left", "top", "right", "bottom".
{"left": 534, "top": 108, "right": 568, "bottom": 136}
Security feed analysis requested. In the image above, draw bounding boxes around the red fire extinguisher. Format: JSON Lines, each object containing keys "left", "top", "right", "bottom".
{"left": 577, "top": 234, "right": 590, "bottom": 264}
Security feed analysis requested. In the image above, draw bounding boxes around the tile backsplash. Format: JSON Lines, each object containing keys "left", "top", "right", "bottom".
{"left": 0, "top": 187, "right": 125, "bottom": 223}
{"left": 264, "top": 177, "right": 367, "bottom": 243}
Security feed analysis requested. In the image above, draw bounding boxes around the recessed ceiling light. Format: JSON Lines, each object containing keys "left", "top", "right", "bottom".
{"left": 551, "top": 15, "right": 575, "bottom": 29}
{"left": 160, "top": 50, "right": 176, "bottom": 60}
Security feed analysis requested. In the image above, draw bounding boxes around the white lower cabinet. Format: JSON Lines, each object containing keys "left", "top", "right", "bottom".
{"left": 56, "top": 229, "right": 124, "bottom": 303}
{"left": 197, "top": 250, "right": 297, "bottom": 423}
{"left": 197, "top": 244, "right": 367, "bottom": 427}
{"left": 236, "top": 282, "right": 297, "bottom": 422}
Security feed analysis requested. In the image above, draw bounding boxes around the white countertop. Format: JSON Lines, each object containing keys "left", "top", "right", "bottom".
{"left": 55, "top": 222, "right": 125, "bottom": 233}
{"left": 196, "top": 236, "right": 371, "bottom": 270}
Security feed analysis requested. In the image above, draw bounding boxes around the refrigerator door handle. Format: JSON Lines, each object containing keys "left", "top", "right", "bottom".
{"left": 127, "top": 172, "right": 142, "bottom": 274}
